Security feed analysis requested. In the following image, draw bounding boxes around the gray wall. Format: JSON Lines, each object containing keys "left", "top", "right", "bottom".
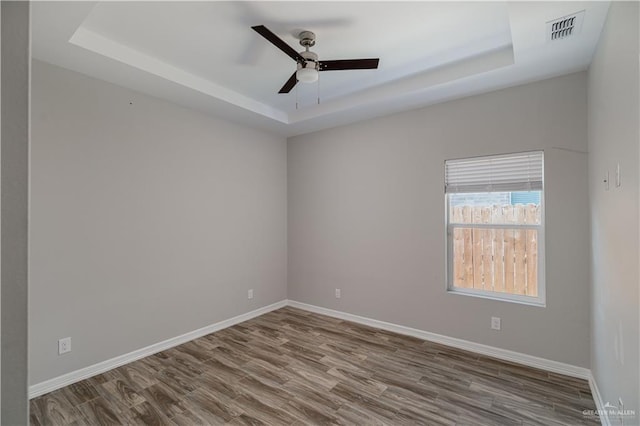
{"left": 587, "top": 1, "right": 639, "bottom": 419}
{"left": 288, "top": 72, "right": 590, "bottom": 367}
{"left": 2, "top": 1, "right": 30, "bottom": 423}
{"left": 29, "top": 61, "right": 288, "bottom": 385}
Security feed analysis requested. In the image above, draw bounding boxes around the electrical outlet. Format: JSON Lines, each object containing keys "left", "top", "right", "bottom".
{"left": 616, "top": 163, "right": 621, "bottom": 187}
{"left": 491, "top": 317, "right": 501, "bottom": 330}
{"left": 248, "top": 289, "right": 254, "bottom": 300}
{"left": 335, "top": 288, "right": 341, "bottom": 299}
{"left": 58, "top": 337, "right": 71, "bottom": 355}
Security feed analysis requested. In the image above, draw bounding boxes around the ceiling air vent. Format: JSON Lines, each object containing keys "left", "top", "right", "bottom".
{"left": 547, "top": 10, "right": 585, "bottom": 41}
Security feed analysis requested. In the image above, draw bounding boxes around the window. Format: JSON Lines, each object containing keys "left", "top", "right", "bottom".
{"left": 445, "top": 151, "right": 545, "bottom": 305}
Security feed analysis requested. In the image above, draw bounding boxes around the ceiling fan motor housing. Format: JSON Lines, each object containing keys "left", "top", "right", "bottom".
{"left": 298, "top": 31, "right": 316, "bottom": 48}
{"left": 298, "top": 31, "right": 318, "bottom": 73}
{"left": 297, "top": 50, "right": 319, "bottom": 71}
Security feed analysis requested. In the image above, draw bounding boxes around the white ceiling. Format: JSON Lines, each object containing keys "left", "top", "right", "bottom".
{"left": 32, "top": 1, "right": 610, "bottom": 136}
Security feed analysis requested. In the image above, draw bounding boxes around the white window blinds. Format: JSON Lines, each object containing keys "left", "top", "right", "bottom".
{"left": 445, "top": 151, "right": 543, "bottom": 193}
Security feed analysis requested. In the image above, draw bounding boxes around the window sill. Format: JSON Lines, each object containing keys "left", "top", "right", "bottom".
{"left": 446, "top": 287, "right": 546, "bottom": 307}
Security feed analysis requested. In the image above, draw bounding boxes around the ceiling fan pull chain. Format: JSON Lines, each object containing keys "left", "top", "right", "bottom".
{"left": 296, "top": 82, "right": 299, "bottom": 110}
{"left": 317, "top": 73, "right": 321, "bottom": 105}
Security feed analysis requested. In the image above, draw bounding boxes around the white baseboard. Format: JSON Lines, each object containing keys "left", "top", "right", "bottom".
{"left": 29, "top": 299, "right": 288, "bottom": 399}
{"left": 588, "top": 372, "right": 611, "bottom": 426}
{"left": 31, "top": 298, "right": 604, "bottom": 426}
{"left": 287, "top": 300, "right": 591, "bottom": 381}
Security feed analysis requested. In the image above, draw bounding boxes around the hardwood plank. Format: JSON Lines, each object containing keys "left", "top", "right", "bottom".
{"left": 242, "top": 359, "right": 296, "bottom": 387}
{"left": 127, "top": 401, "right": 174, "bottom": 426}
{"left": 282, "top": 378, "right": 346, "bottom": 412}
{"left": 168, "top": 408, "right": 209, "bottom": 426}
{"left": 183, "top": 387, "right": 243, "bottom": 424}
{"left": 326, "top": 367, "right": 387, "bottom": 396}
{"left": 334, "top": 402, "right": 392, "bottom": 426}
{"left": 32, "top": 389, "right": 82, "bottom": 425}
{"left": 138, "top": 382, "right": 188, "bottom": 418}
{"left": 234, "top": 375, "right": 293, "bottom": 408}
{"left": 156, "top": 366, "right": 200, "bottom": 396}
{"left": 100, "top": 379, "right": 146, "bottom": 408}
{"left": 76, "top": 397, "right": 126, "bottom": 426}
{"left": 282, "top": 396, "right": 342, "bottom": 425}
{"left": 226, "top": 393, "right": 298, "bottom": 425}
{"left": 117, "top": 362, "right": 159, "bottom": 391}
{"left": 225, "top": 413, "right": 268, "bottom": 426}
{"left": 394, "top": 406, "right": 456, "bottom": 426}
{"left": 330, "top": 382, "right": 398, "bottom": 421}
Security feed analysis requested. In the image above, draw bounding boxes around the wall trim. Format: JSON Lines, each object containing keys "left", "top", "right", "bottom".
{"left": 287, "top": 300, "right": 592, "bottom": 380}
{"left": 588, "top": 372, "right": 611, "bottom": 426}
{"left": 29, "top": 300, "right": 288, "bottom": 399}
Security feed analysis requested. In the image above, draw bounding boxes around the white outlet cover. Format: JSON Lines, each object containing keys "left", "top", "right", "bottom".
{"left": 248, "top": 289, "right": 254, "bottom": 299}
{"left": 58, "top": 337, "right": 71, "bottom": 355}
{"left": 491, "top": 317, "right": 501, "bottom": 330}
{"left": 335, "top": 289, "right": 341, "bottom": 298}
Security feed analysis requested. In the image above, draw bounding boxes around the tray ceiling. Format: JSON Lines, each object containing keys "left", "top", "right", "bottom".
{"left": 32, "top": 2, "right": 610, "bottom": 136}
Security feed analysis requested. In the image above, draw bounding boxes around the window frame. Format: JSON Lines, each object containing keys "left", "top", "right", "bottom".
{"left": 444, "top": 153, "right": 546, "bottom": 307}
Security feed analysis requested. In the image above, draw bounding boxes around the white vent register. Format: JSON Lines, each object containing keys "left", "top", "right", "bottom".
{"left": 547, "top": 10, "right": 585, "bottom": 41}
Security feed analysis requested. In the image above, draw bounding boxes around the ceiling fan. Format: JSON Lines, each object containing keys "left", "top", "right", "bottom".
{"left": 252, "top": 25, "right": 380, "bottom": 94}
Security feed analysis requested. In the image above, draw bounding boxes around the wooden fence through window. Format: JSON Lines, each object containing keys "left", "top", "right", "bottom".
{"left": 450, "top": 204, "right": 541, "bottom": 296}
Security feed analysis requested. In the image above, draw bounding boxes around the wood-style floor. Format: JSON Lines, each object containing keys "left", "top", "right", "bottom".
{"left": 30, "top": 307, "right": 599, "bottom": 425}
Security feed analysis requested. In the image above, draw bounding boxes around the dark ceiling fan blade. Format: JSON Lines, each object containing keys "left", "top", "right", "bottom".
{"left": 278, "top": 72, "right": 298, "bottom": 94}
{"left": 252, "top": 25, "right": 305, "bottom": 63}
{"left": 319, "top": 58, "right": 379, "bottom": 71}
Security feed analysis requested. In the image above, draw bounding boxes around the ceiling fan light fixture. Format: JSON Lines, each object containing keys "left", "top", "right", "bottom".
{"left": 296, "top": 61, "right": 319, "bottom": 83}
{"left": 296, "top": 67, "right": 318, "bottom": 83}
